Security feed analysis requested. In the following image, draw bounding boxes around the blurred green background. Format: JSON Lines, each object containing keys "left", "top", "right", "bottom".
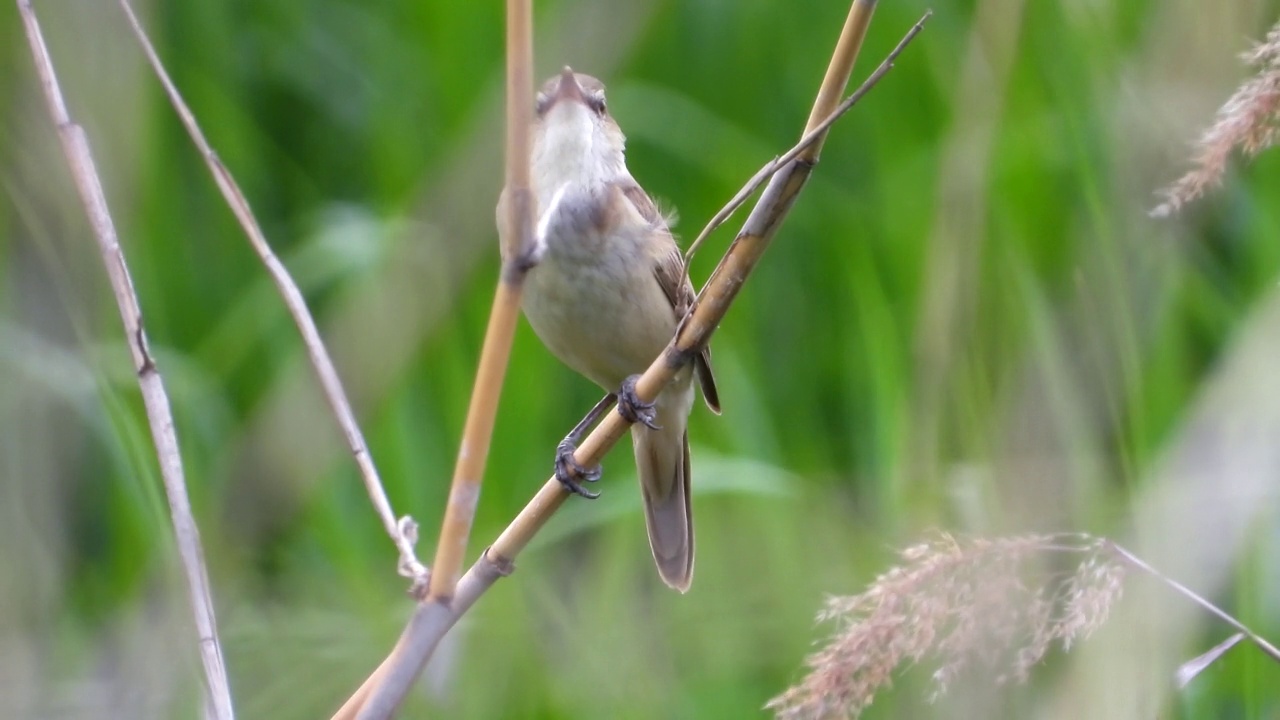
{"left": 3, "top": 0, "right": 1280, "bottom": 717}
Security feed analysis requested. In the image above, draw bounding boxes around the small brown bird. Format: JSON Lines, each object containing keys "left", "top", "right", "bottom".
{"left": 504, "top": 68, "right": 719, "bottom": 592}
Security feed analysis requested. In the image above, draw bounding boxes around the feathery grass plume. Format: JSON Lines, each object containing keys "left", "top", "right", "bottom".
{"left": 766, "top": 533, "right": 1124, "bottom": 720}
{"left": 1152, "top": 18, "right": 1280, "bottom": 217}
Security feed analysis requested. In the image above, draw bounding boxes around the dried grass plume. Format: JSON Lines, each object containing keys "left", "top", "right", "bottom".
{"left": 766, "top": 533, "right": 1125, "bottom": 720}
{"left": 1153, "top": 18, "right": 1280, "bottom": 216}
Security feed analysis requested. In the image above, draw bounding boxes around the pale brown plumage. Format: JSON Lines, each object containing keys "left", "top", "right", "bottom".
{"left": 616, "top": 178, "right": 720, "bottom": 414}
{"left": 512, "top": 68, "right": 718, "bottom": 591}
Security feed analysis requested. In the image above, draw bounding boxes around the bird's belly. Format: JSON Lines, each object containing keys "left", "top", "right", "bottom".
{"left": 523, "top": 238, "right": 675, "bottom": 391}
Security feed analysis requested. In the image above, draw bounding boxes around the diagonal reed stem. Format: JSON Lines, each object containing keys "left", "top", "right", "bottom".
{"left": 116, "top": 0, "right": 428, "bottom": 589}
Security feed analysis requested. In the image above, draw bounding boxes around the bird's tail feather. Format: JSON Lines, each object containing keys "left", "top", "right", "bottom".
{"left": 633, "top": 423, "right": 694, "bottom": 592}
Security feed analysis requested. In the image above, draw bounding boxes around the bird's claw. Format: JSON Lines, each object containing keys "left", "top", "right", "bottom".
{"left": 555, "top": 439, "right": 602, "bottom": 499}
{"left": 618, "top": 374, "right": 660, "bottom": 430}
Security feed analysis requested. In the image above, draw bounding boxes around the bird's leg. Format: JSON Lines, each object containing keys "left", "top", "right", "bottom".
{"left": 617, "top": 374, "right": 660, "bottom": 430}
{"left": 555, "top": 393, "right": 615, "bottom": 499}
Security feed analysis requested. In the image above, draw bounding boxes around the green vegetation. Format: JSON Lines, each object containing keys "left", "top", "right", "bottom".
{"left": 2, "top": 0, "right": 1278, "bottom": 717}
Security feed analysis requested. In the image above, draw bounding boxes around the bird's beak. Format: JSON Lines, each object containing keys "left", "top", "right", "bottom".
{"left": 551, "top": 66, "right": 587, "bottom": 107}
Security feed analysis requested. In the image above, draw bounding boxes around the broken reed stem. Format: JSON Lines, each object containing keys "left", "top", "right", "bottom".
{"left": 337, "top": 4, "right": 929, "bottom": 718}
{"left": 16, "top": 2, "right": 234, "bottom": 718}
{"left": 116, "top": 0, "right": 428, "bottom": 588}
{"left": 687, "top": 5, "right": 930, "bottom": 266}
{"left": 425, "top": 0, "right": 535, "bottom": 603}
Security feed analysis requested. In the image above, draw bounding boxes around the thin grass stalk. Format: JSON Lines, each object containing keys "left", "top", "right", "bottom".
{"left": 16, "top": 2, "right": 233, "bottom": 717}
{"left": 116, "top": 0, "right": 428, "bottom": 588}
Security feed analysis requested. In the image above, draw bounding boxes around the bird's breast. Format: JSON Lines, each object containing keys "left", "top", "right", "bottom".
{"left": 523, "top": 185, "right": 676, "bottom": 390}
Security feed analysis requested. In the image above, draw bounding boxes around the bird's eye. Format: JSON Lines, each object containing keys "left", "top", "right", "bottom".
{"left": 534, "top": 92, "right": 551, "bottom": 116}
{"left": 587, "top": 94, "right": 607, "bottom": 116}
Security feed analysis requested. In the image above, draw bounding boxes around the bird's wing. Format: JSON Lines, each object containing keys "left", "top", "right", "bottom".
{"left": 616, "top": 178, "right": 721, "bottom": 414}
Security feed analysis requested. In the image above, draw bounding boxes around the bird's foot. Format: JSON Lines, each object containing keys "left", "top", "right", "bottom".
{"left": 554, "top": 438, "right": 602, "bottom": 499}
{"left": 618, "top": 374, "right": 660, "bottom": 430}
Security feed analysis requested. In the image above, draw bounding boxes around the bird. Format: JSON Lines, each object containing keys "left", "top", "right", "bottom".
{"left": 501, "top": 67, "right": 720, "bottom": 592}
